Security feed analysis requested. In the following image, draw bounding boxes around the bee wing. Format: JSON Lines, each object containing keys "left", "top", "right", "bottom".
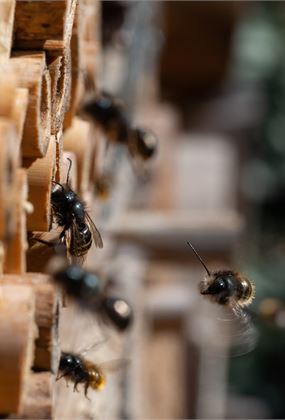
{"left": 98, "top": 358, "right": 130, "bottom": 373}
{"left": 85, "top": 212, "right": 103, "bottom": 249}
{"left": 68, "top": 222, "right": 87, "bottom": 265}
{"left": 227, "top": 305, "right": 259, "bottom": 357}
{"left": 79, "top": 337, "right": 109, "bottom": 357}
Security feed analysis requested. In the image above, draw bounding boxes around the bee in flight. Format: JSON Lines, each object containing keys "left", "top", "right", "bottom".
{"left": 187, "top": 241, "right": 255, "bottom": 307}
{"left": 51, "top": 262, "right": 133, "bottom": 331}
{"left": 187, "top": 241, "right": 257, "bottom": 354}
{"left": 51, "top": 158, "right": 103, "bottom": 263}
{"left": 57, "top": 351, "right": 128, "bottom": 398}
{"left": 78, "top": 91, "right": 158, "bottom": 164}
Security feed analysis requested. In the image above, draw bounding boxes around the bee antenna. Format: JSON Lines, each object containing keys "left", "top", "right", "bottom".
{"left": 66, "top": 158, "right": 72, "bottom": 185}
{"left": 187, "top": 241, "right": 211, "bottom": 276}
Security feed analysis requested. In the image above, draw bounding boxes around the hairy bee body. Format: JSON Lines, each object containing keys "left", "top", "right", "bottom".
{"left": 51, "top": 181, "right": 103, "bottom": 261}
{"left": 79, "top": 92, "right": 158, "bottom": 162}
{"left": 199, "top": 270, "right": 255, "bottom": 307}
{"left": 53, "top": 264, "right": 133, "bottom": 330}
{"left": 58, "top": 352, "right": 105, "bottom": 397}
{"left": 69, "top": 222, "right": 93, "bottom": 257}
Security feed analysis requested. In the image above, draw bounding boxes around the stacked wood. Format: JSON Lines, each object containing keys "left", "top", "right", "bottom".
{"left": 4, "top": 169, "right": 29, "bottom": 274}
{"left": 0, "top": 0, "right": 106, "bottom": 418}
{"left": 0, "top": 274, "right": 61, "bottom": 373}
{"left": 0, "top": 285, "right": 37, "bottom": 415}
{"left": 0, "top": 0, "right": 16, "bottom": 61}
{"left": 24, "top": 137, "right": 56, "bottom": 232}
{"left": 10, "top": 52, "right": 51, "bottom": 158}
{"left": 63, "top": 116, "right": 93, "bottom": 193}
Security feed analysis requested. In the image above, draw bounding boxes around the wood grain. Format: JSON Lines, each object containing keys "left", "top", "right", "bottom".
{"left": 24, "top": 136, "right": 56, "bottom": 232}
{"left": 4, "top": 169, "right": 28, "bottom": 274}
{"left": 0, "top": 285, "right": 37, "bottom": 415}
{"left": 11, "top": 51, "right": 51, "bottom": 158}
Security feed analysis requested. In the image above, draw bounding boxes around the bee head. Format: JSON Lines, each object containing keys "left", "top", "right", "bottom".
{"left": 200, "top": 272, "right": 236, "bottom": 305}
{"left": 59, "top": 352, "right": 77, "bottom": 372}
{"left": 132, "top": 128, "right": 158, "bottom": 160}
{"left": 79, "top": 92, "right": 121, "bottom": 125}
{"left": 103, "top": 297, "right": 133, "bottom": 331}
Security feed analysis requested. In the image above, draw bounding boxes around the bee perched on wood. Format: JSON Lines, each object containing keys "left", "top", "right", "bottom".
{"left": 51, "top": 158, "right": 103, "bottom": 263}
{"left": 78, "top": 91, "right": 158, "bottom": 163}
{"left": 57, "top": 351, "right": 128, "bottom": 397}
{"left": 51, "top": 263, "right": 133, "bottom": 331}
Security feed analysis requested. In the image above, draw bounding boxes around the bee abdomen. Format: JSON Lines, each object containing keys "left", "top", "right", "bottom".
{"left": 236, "top": 275, "right": 255, "bottom": 306}
{"left": 69, "top": 225, "right": 92, "bottom": 257}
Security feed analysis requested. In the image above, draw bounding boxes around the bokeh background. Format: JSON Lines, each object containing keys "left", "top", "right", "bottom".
{"left": 99, "top": 2, "right": 285, "bottom": 418}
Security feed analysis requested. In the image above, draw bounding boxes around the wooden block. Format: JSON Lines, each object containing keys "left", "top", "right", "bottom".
{"left": 0, "top": 285, "right": 36, "bottom": 414}
{"left": 50, "top": 47, "right": 71, "bottom": 135}
{"left": 63, "top": 117, "right": 93, "bottom": 193}
{"left": 63, "top": 3, "right": 81, "bottom": 130}
{"left": 4, "top": 169, "right": 28, "bottom": 274}
{"left": 24, "top": 136, "right": 56, "bottom": 232}
{"left": 11, "top": 51, "right": 51, "bottom": 158}
{"left": 0, "top": 0, "right": 16, "bottom": 60}
{"left": 0, "top": 274, "right": 61, "bottom": 372}
{"left": 12, "top": 87, "right": 29, "bottom": 142}
{"left": 0, "top": 118, "right": 19, "bottom": 241}
{"left": 13, "top": 0, "right": 77, "bottom": 51}
{"left": 0, "top": 72, "right": 18, "bottom": 121}
{"left": 10, "top": 372, "right": 54, "bottom": 419}
{"left": 26, "top": 232, "right": 61, "bottom": 274}
{"left": 0, "top": 72, "right": 29, "bottom": 148}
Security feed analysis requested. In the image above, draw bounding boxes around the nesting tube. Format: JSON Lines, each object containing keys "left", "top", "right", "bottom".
{"left": 25, "top": 136, "right": 56, "bottom": 232}
{"left": 0, "top": 285, "right": 37, "bottom": 414}
{"left": 11, "top": 51, "right": 51, "bottom": 158}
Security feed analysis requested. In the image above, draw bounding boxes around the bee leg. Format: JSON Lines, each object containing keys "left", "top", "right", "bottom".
{"left": 34, "top": 238, "right": 54, "bottom": 247}
{"left": 84, "top": 383, "right": 91, "bottom": 400}
{"left": 56, "top": 372, "right": 68, "bottom": 381}
{"left": 73, "top": 381, "right": 80, "bottom": 393}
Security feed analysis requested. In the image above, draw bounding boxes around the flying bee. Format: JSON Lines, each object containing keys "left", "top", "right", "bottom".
{"left": 51, "top": 263, "right": 133, "bottom": 331}
{"left": 187, "top": 241, "right": 257, "bottom": 354}
{"left": 128, "top": 127, "right": 158, "bottom": 162}
{"left": 51, "top": 158, "right": 103, "bottom": 263}
{"left": 79, "top": 91, "right": 129, "bottom": 144}
{"left": 57, "top": 350, "right": 128, "bottom": 398}
{"left": 78, "top": 92, "right": 158, "bottom": 163}
{"left": 187, "top": 241, "right": 255, "bottom": 307}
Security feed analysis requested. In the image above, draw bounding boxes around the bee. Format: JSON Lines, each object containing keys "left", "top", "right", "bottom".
{"left": 128, "top": 127, "right": 158, "bottom": 162}
{"left": 57, "top": 352, "right": 105, "bottom": 397}
{"left": 78, "top": 92, "right": 158, "bottom": 163}
{"left": 187, "top": 241, "right": 255, "bottom": 307}
{"left": 52, "top": 263, "right": 133, "bottom": 331}
{"left": 51, "top": 158, "right": 103, "bottom": 262}
{"left": 187, "top": 241, "right": 257, "bottom": 354}
{"left": 57, "top": 351, "right": 128, "bottom": 398}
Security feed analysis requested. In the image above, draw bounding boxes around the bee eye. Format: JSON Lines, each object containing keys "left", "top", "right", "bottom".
{"left": 59, "top": 354, "right": 74, "bottom": 370}
{"left": 214, "top": 278, "right": 227, "bottom": 291}
{"left": 99, "top": 97, "right": 111, "bottom": 109}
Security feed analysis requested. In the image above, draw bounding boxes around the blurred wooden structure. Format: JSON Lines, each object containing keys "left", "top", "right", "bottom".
{"left": 0, "top": 1, "right": 109, "bottom": 418}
